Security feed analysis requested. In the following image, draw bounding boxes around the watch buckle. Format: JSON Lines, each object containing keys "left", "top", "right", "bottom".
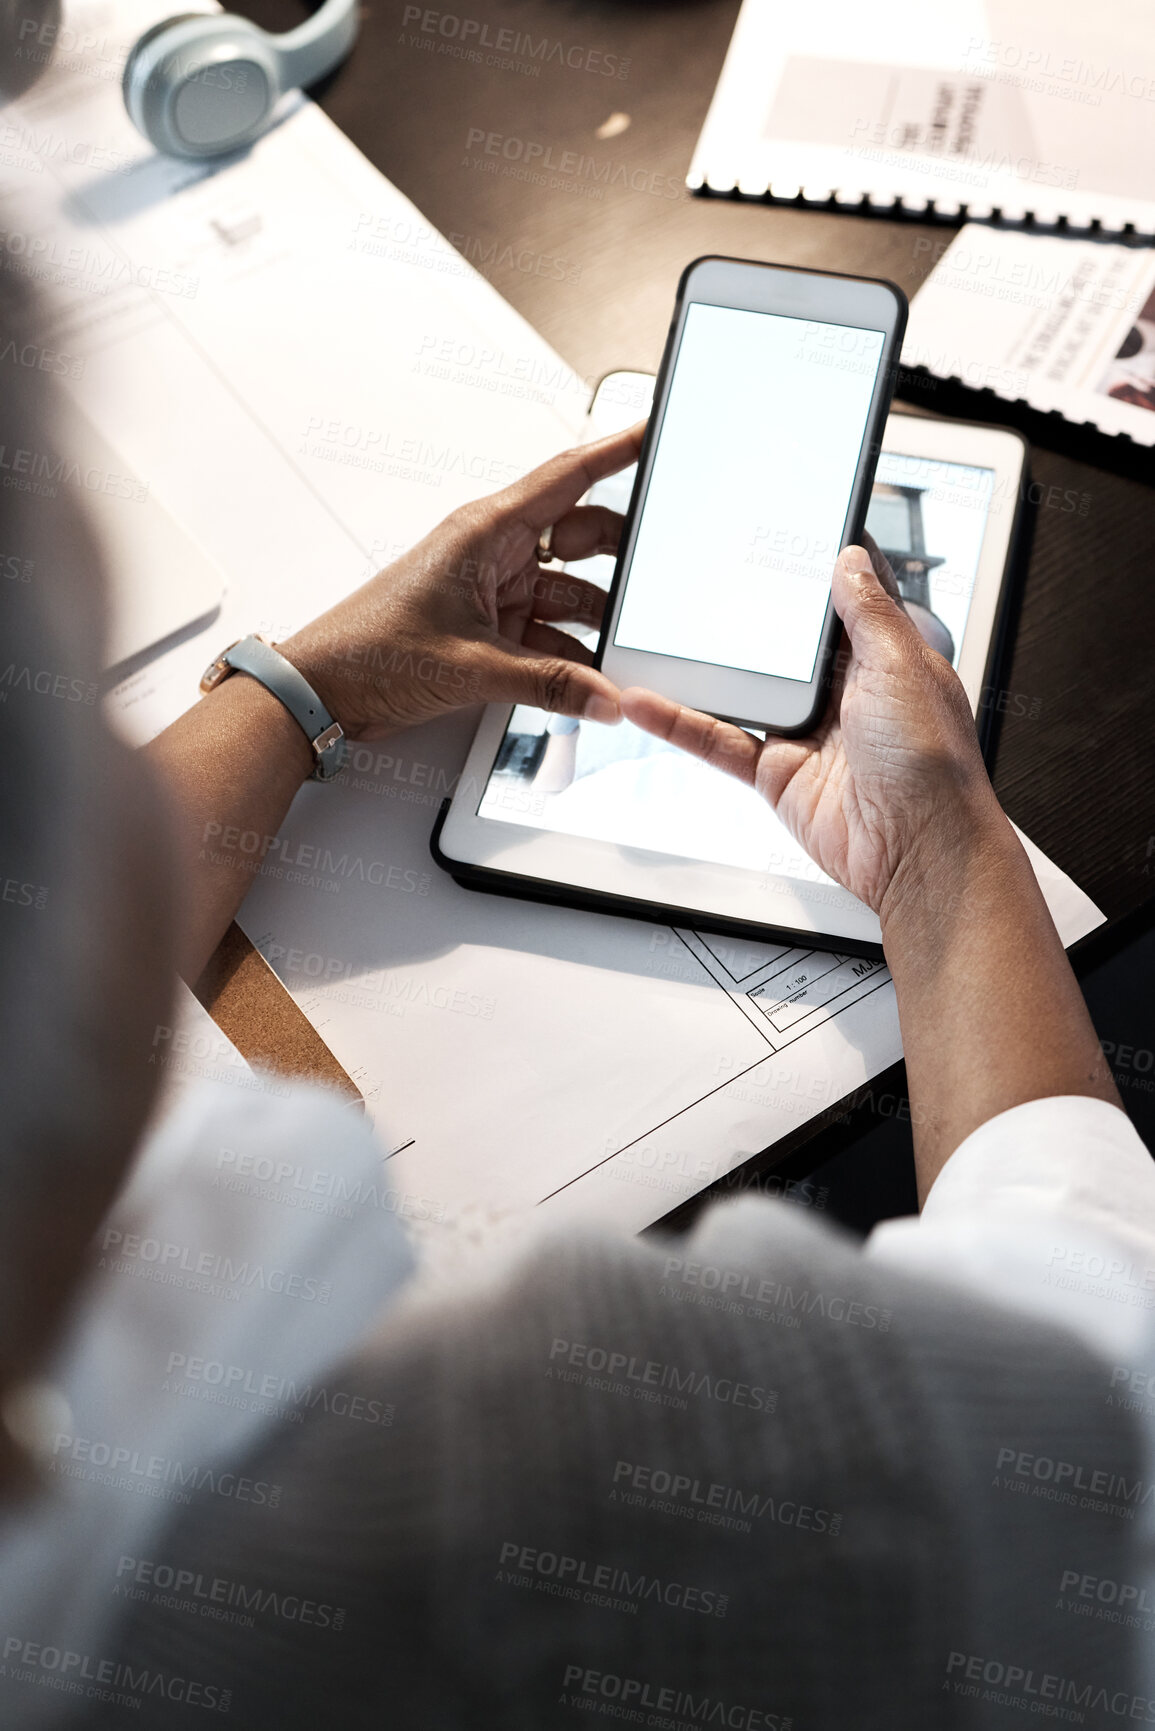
{"left": 199, "top": 638, "right": 243, "bottom": 695}
{"left": 312, "top": 721, "right": 345, "bottom": 758}
{"left": 199, "top": 655, "right": 230, "bottom": 694}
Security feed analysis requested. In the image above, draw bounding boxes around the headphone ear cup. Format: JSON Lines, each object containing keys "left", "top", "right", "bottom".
{"left": 121, "top": 14, "right": 280, "bottom": 159}
{"left": 121, "top": 13, "right": 206, "bottom": 117}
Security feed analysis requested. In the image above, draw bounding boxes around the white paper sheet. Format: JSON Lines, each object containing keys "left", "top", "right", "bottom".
{"left": 902, "top": 226, "right": 1155, "bottom": 445}
{"left": 1, "top": 0, "right": 589, "bottom": 734}
{"left": 2, "top": 1, "right": 1105, "bottom": 1270}
{"left": 688, "top": 0, "right": 1155, "bottom": 233}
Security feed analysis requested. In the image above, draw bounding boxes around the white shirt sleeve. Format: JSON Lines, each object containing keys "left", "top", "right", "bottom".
{"left": 866, "top": 1096, "right": 1155, "bottom": 1361}
{"left": 0, "top": 1074, "right": 415, "bottom": 1725}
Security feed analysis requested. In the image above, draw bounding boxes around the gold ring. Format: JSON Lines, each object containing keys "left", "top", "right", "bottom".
{"left": 536, "top": 524, "right": 555, "bottom": 563}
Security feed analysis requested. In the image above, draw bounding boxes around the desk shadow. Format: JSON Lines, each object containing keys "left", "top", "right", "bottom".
{"left": 101, "top": 600, "right": 221, "bottom": 691}
{"left": 64, "top": 152, "right": 223, "bottom": 228}
{"left": 62, "top": 93, "right": 307, "bottom": 227}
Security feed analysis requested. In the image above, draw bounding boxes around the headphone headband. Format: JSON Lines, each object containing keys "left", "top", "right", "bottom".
{"left": 274, "top": 0, "right": 357, "bottom": 89}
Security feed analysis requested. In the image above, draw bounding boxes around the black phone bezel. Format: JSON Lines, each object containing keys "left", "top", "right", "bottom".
{"left": 593, "top": 255, "right": 909, "bottom": 738}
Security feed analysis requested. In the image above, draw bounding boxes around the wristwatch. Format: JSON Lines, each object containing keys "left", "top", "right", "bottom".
{"left": 199, "top": 634, "right": 347, "bottom": 781}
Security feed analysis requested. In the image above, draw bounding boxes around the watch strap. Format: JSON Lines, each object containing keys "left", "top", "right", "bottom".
{"left": 201, "top": 635, "right": 347, "bottom": 781}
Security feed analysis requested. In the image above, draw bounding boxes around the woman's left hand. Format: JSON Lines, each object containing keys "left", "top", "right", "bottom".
{"left": 278, "top": 425, "right": 644, "bottom": 740}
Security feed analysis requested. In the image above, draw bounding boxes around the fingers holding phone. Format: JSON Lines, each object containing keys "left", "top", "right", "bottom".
{"left": 277, "top": 426, "right": 645, "bottom": 741}
{"left": 621, "top": 542, "right": 1000, "bottom": 916}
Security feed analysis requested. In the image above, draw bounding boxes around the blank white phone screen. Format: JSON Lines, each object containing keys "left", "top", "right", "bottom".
{"left": 613, "top": 303, "right": 885, "bottom": 682}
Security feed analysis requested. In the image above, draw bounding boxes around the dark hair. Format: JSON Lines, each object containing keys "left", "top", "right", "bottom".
{"left": 0, "top": 270, "right": 169, "bottom": 1475}
{"left": 0, "top": 0, "right": 62, "bottom": 100}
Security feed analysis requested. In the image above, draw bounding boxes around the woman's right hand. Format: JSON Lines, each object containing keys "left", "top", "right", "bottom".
{"left": 620, "top": 543, "right": 1008, "bottom": 920}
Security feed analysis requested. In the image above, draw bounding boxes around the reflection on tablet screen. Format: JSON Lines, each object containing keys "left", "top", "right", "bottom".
{"left": 476, "top": 455, "right": 994, "bottom": 878}
{"left": 866, "top": 451, "right": 993, "bottom": 666}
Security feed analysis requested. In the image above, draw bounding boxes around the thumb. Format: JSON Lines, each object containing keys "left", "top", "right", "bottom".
{"left": 476, "top": 641, "right": 623, "bottom": 724}
{"left": 832, "top": 544, "right": 923, "bottom": 668}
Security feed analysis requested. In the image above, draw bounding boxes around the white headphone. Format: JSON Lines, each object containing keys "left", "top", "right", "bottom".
{"left": 122, "top": 0, "right": 357, "bottom": 159}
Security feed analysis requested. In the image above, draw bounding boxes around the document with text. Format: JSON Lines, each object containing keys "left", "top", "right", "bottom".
{"left": 688, "top": 0, "right": 1155, "bottom": 233}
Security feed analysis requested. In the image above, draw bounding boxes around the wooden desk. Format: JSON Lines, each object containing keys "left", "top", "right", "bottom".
{"left": 209, "top": 0, "right": 1155, "bottom": 1134}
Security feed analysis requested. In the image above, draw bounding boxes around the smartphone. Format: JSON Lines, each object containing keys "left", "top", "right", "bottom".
{"left": 597, "top": 256, "right": 907, "bottom": 733}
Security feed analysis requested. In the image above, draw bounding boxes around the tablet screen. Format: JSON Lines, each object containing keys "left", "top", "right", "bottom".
{"left": 476, "top": 452, "right": 995, "bottom": 878}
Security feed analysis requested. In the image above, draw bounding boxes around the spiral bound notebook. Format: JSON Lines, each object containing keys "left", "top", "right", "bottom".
{"left": 901, "top": 227, "right": 1155, "bottom": 450}
{"left": 689, "top": 0, "right": 1155, "bottom": 234}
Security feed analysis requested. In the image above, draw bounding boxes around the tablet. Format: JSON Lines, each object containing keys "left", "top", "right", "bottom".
{"left": 433, "top": 380, "right": 1028, "bottom": 956}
